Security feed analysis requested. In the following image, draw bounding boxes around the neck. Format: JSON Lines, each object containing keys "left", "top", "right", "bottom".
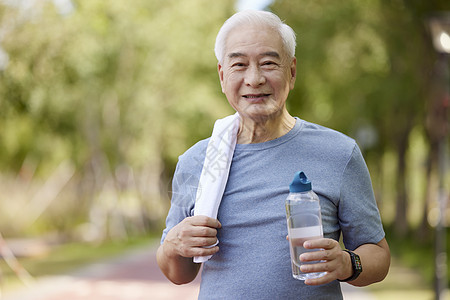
{"left": 237, "top": 109, "right": 295, "bottom": 144}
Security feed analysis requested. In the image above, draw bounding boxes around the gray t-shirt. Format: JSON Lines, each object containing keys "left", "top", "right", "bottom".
{"left": 161, "top": 118, "right": 385, "bottom": 299}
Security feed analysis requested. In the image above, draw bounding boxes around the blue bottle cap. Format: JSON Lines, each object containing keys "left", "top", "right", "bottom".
{"left": 289, "top": 171, "right": 312, "bottom": 192}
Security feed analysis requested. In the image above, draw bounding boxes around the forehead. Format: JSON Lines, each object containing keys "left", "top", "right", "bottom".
{"left": 224, "top": 24, "right": 285, "bottom": 60}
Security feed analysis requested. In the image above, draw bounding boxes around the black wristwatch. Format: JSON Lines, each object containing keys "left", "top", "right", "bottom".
{"left": 338, "top": 250, "right": 362, "bottom": 282}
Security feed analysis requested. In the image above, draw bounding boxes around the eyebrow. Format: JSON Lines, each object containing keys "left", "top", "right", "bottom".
{"left": 227, "top": 51, "right": 281, "bottom": 59}
{"left": 261, "top": 51, "right": 280, "bottom": 58}
{"left": 228, "top": 52, "right": 245, "bottom": 59}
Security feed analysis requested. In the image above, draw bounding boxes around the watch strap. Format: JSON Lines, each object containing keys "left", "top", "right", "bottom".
{"left": 338, "top": 250, "right": 362, "bottom": 282}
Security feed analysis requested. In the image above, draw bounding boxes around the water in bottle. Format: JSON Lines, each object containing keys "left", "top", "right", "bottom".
{"left": 286, "top": 171, "right": 326, "bottom": 280}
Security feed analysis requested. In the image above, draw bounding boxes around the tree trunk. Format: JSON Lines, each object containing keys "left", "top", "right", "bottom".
{"left": 394, "top": 135, "right": 409, "bottom": 237}
{"left": 418, "top": 144, "right": 438, "bottom": 242}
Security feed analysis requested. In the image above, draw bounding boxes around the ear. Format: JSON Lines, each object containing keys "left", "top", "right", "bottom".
{"left": 289, "top": 57, "right": 297, "bottom": 90}
{"left": 218, "top": 63, "right": 225, "bottom": 93}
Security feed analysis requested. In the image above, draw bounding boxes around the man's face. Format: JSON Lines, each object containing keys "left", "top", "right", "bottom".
{"left": 218, "top": 24, "right": 296, "bottom": 121}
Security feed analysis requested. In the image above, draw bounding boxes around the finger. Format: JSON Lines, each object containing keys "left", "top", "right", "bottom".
{"left": 191, "top": 226, "right": 218, "bottom": 238}
{"left": 300, "top": 262, "right": 335, "bottom": 286}
{"left": 181, "top": 245, "right": 220, "bottom": 258}
{"left": 300, "top": 260, "right": 330, "bottom": 273}
{"left": 186, "top": 236, "right": 219, "bottom": 248}
{"left": 299, "top": 249, "right": 329, "bottom": 262}
{"left": 190, "top": 215, "right": 222, "bottom": 228}
{"left": 178, "top": 220, "right": 219, "bottom": 238}
{"left": 193, "top": 245, "right": 220, "bottom": 257}
{"left": 303, "top": 238, "right": 337, "bottom": 250}
{"left": 300, "top": 259, "right": 343, "bottom": 284}
{"left": 304, "top": 272, "right": 334, "bottom": 286}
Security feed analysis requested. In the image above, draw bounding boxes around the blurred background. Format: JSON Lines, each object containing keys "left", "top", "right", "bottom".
{"left": 0, "top": 0, "right": 449, "bottom": 299}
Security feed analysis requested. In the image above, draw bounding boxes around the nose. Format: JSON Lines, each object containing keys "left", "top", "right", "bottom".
{"left": 244, "top": 65, "right": 266, "bottom": 87}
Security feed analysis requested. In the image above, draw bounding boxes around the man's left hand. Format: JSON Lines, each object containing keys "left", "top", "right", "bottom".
{"left": 299, "top": 238, "right": 352, "bottom": 286}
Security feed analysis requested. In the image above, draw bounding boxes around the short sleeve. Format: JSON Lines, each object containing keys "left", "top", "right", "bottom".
{"left": 160, "top": 158, "right": 200, "bottom": 244}
{"left": 338, "top": 144, "right": 385, "bottom": 250}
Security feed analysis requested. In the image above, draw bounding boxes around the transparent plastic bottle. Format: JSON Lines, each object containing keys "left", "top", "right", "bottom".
{"left": 286, "top": 171, "right": 326, "bottom": 280}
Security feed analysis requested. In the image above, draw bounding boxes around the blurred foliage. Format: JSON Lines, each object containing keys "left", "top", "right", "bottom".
{"left": 272, "top": 0, "right": 450, "bottom": 235}
{"left": 0, "top": 0, "right": 235, "bottom": 174}
{"left": 0, "top": 0, "right": 448, "bottom": 273}
{"left": 0, "top": 0, "right": 236, "bottom": 239}
{"left": 271, "top": 0, "right": 450, "bottom": 287}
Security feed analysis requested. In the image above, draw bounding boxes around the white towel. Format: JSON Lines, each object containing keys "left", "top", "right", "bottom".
{"left": 193, "top": 113, "right": 240, "bottom": 263}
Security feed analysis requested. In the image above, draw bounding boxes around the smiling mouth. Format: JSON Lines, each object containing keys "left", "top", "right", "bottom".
{"left": 243, "top": 94, "right": 270, "bottom": 99}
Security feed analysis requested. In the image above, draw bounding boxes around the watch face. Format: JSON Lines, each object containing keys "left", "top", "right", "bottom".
{"left": 354, "top": 253, "right": 362, "bottom": 271}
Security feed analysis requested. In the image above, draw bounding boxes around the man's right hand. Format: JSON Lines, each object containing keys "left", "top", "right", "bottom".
{"left": 163, "top": 215, "right": 222, "bottom": 259}
{"left": 157, "top": 216, "right": 221, "bottom": 284}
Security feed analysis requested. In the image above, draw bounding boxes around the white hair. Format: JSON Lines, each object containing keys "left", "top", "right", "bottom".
{"left": 214, "top": 10, "right": 296, "bottom": 63}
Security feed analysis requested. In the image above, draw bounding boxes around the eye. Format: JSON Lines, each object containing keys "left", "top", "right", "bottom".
{"left": 261, "top": 61, "right": 279, "bottom": 68}
{"left": 231, "top": 62, "right": 246, "bottom": 68}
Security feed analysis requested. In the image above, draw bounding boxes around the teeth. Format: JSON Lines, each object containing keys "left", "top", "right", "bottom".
{"left": 245, "top": 95, "right": 266, "bottom": 98}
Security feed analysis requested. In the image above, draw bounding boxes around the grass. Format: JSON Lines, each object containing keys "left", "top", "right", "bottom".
{"left": 0, "top": 234, "right": 156, "bottom": 293}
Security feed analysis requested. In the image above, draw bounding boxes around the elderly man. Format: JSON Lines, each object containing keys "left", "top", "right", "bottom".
{"left": 157, "top": 10, "right": 390, "bottom": 299}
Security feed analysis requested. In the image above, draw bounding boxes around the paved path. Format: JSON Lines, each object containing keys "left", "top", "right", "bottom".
{"left": 2, "top": 243, "right": 375, "bottom": 300}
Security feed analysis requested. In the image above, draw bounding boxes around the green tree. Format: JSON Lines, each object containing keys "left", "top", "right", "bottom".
{"left": 271, "top": 0, "right": 449, "bottom": 237}
{"left": 0, "top": 0, "right": 235, "bottom": 238}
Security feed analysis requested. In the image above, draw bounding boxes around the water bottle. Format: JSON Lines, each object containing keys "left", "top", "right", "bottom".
{"left": 286, "top": 171, "right": 326, "bottom": 280}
